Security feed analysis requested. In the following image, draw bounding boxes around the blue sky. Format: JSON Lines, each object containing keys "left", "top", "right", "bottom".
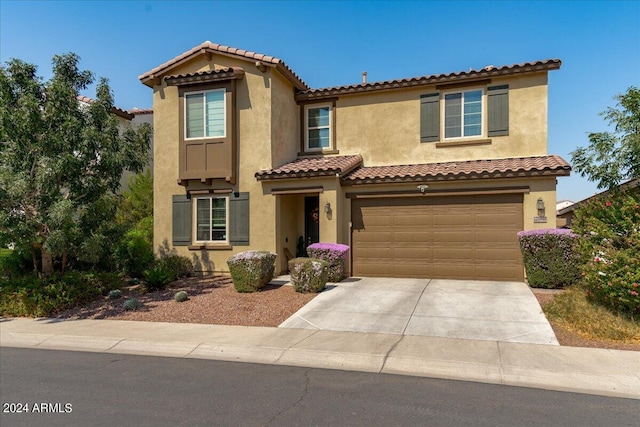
{"left": 1, "top": 0, "right": 639, "bottom": 202}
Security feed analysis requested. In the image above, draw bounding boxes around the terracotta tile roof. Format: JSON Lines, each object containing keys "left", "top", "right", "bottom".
{"left": 296, "top": 59, "right": 562, "bottom": 101}
{"left": 128, "top": 108, "right": 153, "bottom": 115}
{"left": 341, "top": 155, "right": 571, "bottom": 185}
{"left": 139, "top": 41, "right": 308, "bottom": 90}
{"left": 256, "top": 155, "right": 363, "bottom": 180}
{"left": 77, "top": 95, "right": 133, "bottom": 120}
{"left": 163, "top": 67, "right": 245, "bottom": 86}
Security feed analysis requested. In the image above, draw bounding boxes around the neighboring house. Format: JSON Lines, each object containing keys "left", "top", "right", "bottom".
{"left": 77, "top": 96, "right": 154, "bottom": 193}
{"left": 139, "top": 41, "right": 571, "bottom": 281}
{"left": 557, "top": 178, "right": 639, "bottom": 228}
{"left": 555, "top": 200, "right": 574, "bottom": 228}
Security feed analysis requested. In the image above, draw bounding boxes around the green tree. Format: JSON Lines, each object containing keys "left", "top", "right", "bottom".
{"left": 116, "top": 170, "right": 153, "bottom": 230}
{"left": 571, "top": 86, "right": 640, "bottom": 190}
{"left": 0, "top": 53, "right": 151, "bottom": 276}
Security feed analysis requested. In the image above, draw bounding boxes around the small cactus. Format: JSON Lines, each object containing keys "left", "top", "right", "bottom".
{"left": 123, "top": 298, "right": 142, "bottom": 311}
{"left": 174, "top": 291, "right": 188, "bottom": 303}
{"left": 108, "top": 289, "right": 123, "bottom": 300}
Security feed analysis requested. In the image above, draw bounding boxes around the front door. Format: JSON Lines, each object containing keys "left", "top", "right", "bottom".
{"left": 304, "top": 196, "right": 320, "bottom": 251}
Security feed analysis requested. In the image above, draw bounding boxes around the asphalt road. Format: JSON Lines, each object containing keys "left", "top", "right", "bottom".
{"left": 1, "top": 348, "right": 638, "bottom": 426}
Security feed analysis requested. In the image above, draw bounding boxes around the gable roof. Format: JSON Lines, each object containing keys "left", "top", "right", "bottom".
{"left": 139, "top": 41, "right": 308, "bottom": 90}
{"left": 296, "top": 59, "right": 562, "bottom": 101}
{"left": 77, "top": 95, "right": 133, "bottom": 120}
{"left": 341, "top": 155, "right": 571, "bottom": 185}
{"left": 557, "top": 178, "right": 639, "bottom": 216}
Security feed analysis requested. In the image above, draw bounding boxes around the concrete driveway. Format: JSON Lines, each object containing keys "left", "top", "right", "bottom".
{"left": 279, "top": 278, "right": 558, "bottom": 345}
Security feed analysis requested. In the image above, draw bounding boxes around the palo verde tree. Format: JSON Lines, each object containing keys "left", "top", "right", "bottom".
{"left": 571, "top": 86, "right": 640, "bottom": 190}
{"left": 0, "top": 53, "right": 151, "bottom": 276}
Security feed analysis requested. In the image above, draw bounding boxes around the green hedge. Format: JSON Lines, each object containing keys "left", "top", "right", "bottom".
{"left": 227, "top": 251, "right": 277, "bottom": 293}
{"left": 288, "top": 257, "right": 328, "bottom": 293}
{"left": 0, "top": 271, "right": 123, "bottom": 317}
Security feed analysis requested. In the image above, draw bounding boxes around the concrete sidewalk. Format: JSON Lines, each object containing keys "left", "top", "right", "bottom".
{"left": 1, "top": 317, "right": 638, "bottom": 400}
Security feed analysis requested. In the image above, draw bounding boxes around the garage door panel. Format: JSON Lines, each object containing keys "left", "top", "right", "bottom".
{"left": 393, "top": 231, "right": 432, "bottom": 244}
{"left": 434, "top": 248, "right": 474, "bottom": 260}
{"left": 392, "top": 248, "right": 432, "bottom": 259}
{"left": 476, "top": 230, "right": 515, "bottom": 243}
{"left": 433, "top": 213, "right": 473, "bottom": 226}
{"left": 433, "top": 230, "right": 473, "bottom": 243}
{"left": 352, "top": 194, "right": 524, "bottom": 281}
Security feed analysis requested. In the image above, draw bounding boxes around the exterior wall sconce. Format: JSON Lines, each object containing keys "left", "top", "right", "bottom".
{"left": 534, "top": 197, "right": 547, "bottom": 223}
{"left": 324, "top": 202, "right": 331, "bottom": 214}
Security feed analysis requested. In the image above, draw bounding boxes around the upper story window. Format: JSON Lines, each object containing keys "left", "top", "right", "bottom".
{"left": 194, "top": 195, "right": 228, "bottom": 244}
{"left": 421, "top": 85, "right": 508, "bottom": 143}
{"left": 444, "top": 89, "right": 483, "bottom": 139}
{"left": 185, "top": 89, "right": 225, "bottom": 139}
{"left": 305, "top": 104, "right": 332, "bottom": 151}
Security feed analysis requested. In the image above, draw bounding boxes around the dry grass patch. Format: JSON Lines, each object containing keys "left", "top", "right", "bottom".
{"left": 543, "top": 285, "right": 640, "bottom": 345}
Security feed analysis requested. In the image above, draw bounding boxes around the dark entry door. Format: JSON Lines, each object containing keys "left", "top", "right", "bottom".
{"left": 304, "top": 196, "right": 320, "bottom": 250}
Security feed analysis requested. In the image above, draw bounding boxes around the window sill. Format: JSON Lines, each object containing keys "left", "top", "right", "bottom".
{"left": 298, "top": 149, "right": 340, "bottom": 156}
{"left": 435, "top": 138, "right": 492, "bottom": 148}
{"left": 188, "top": 244, "right": 233, "bottom": 251}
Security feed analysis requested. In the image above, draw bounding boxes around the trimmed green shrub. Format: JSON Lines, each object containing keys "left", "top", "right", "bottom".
{"left": 115, "top": 216, "right": 154, "bottom": 278}
{"left": 288, "top": 257, "right": 329, "bottom": 293}
{"left": 307, "top": 243, "right": 349, "bottom": 282}
{"left": 227, "top": 251, "right": 277, "bottom": 293}
{"left": 174, "top": 291, "right": 188, "bottom": 302}
{"left": 572, "top": 191, "right": 640, "bottom": 319}
{"left": 156, "top": 255, "right": 193, "bottom": 280}
{"left": 123, "top": 298, "right": 142, "bottom": 311}
{"left": 0, "top": 271, "right": 123, "bottom": 317}
{"left": 108, "top": 289, "right": 123, "bottom": 299}
{"left": 143, "top": 266, "right": 172, "bottom": 291}
{"left": 517, "top": 229, "right": 582, "bottom": 289}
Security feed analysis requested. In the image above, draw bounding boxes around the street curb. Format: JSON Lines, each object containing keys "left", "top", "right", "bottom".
{"left": 1, "top": 318, "right": 639, "bottom": 400}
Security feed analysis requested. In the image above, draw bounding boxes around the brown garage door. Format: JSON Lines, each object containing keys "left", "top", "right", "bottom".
{"left": 351, "top": 194, "right": 524, "bottom": 281}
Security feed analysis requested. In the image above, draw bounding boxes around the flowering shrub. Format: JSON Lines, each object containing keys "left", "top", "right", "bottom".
{"left": 227, "top": 251, "right": 277, "bottom": 293}
{"left": 517, "top": 228, "right": 582, "bottom": 289}
{"left": 307, "top": 243, "right": 349, "bottom": 282}
{"left": 572, "top": 191, "right": 640, "bottom": 319}
{"left": 288, "top": 257, "right": 328, "bottom": 293}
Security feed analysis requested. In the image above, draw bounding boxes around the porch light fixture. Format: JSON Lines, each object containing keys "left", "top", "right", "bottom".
{"left": 324, "top": 202, "right": 331, "bottom": 213}
{"left": 536, "top": 198, "right": 545, "bottom": 211}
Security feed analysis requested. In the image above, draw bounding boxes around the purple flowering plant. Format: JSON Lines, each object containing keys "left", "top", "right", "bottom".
{"left": 517, "top": 228, "right": 582, "bottom": 289}
{"left": 227, "top": 250, "right": 277, "bottom": 293}
{"left": 307, "top": 243, "right": 349, "bottom": 282}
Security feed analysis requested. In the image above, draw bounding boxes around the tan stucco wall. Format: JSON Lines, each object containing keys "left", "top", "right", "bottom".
{"left": 150, "top": 50, "right": 557, "bottom": 275}
{"left": 152, "top": 54, "right": 286, "bottom": 273}
{"left": 334, "top": 72, "right": 549, "bottom": 165}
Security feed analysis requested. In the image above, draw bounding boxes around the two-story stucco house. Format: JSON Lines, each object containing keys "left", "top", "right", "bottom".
{"left": 139, "top": 41, "right": 571, "bottom": 282}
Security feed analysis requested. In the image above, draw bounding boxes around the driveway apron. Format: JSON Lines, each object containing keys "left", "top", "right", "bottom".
{"left": 279, "top": 278, "right": 558, "bottom": 345}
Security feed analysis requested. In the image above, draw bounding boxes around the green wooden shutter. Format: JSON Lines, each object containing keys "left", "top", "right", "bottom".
{"left": 229, "top": 192, "right": 249, "bottom": 246}
{"left": 172, "top": 194, "right": 191, "bottom": 246}
{"left": 420, "top": 93, "right": 440, "bottom": 142}
{"left": 488, "top": 85, "right": 509, "bottom": 136}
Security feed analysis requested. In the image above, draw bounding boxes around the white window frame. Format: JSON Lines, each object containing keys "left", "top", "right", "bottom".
{"left": 192, "top": 195, "right": 229, "bottom": 245}
{"left": 184, "top": 88, "right": 226, "bottom": 141}
{"left": 304, "top": 103, "right": 333, "bottom": 152}
{"left": 442, "top": 88, "right": 484, "bottom": 140}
